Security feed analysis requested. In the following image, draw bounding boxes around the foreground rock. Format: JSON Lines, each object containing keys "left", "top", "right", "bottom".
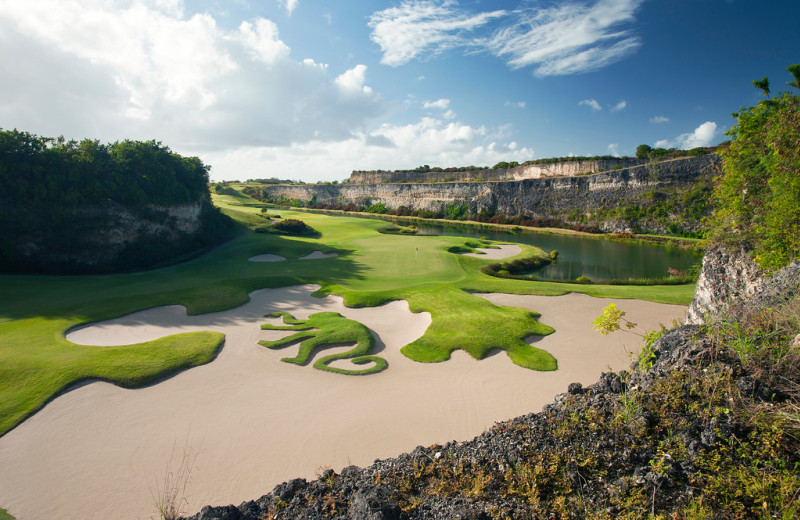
{"left": 183, "top": 253, "right": 800, "bottom": 520}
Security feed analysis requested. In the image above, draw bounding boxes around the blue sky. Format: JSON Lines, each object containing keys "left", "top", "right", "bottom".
{"left": 1, "top": 0, "right": 798, "bottom": 182}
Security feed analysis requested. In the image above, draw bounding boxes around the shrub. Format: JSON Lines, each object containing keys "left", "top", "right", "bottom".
{"left": 709, "top": 64, "right": 800, "bottom": 271}
{"left": 256, "top": 219, "right": 317, "bottom": 236}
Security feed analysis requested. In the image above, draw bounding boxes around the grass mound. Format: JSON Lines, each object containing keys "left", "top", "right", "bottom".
{"left": 255, "top": 218, "right": 318, "bottom": 236}
{"left": 0, "top": 326, "right": 224, "bottom": 436}
{"left": 259, "top": 311, "right": 387, "bottom": 375}
{"left": 378, "top": 224, "right": 418, "bottom": 235}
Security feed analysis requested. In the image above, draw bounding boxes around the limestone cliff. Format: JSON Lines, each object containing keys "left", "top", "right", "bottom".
{"left": 260, "top": 155, "right": 719, "bottom": 234}
{"left": 1, "top": 195, "right": 235, "bottom": 274}
{"left": 350, "top": 158, "right": 647, "bottom": 184}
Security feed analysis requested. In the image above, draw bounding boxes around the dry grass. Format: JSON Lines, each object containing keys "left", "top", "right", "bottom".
{"left": 151, "top": 438, "right": 201, "bottom": 520}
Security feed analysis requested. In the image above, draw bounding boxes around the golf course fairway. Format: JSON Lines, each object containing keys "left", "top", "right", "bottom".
{"left": 0, "top": 192, "right": 696, "bottom": 437}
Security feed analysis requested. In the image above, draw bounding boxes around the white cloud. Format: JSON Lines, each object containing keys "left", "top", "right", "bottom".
{"left": 487, "top": 0, "right": 644, "bottom": 76}
{"left": 607, "top": 143, "right": 620, "bottom": 156}
{"left": 335, "top": 64, "right": 373, "bottom": 96}
{"left": 368, "top": 0, "right": 506, "bottom": 67}
{"left": 611, "top": 100, "right": 627, "bottom": 112}
{"left": 279, "top": 0, "right": 299, "bottom": 16}
{"left": 579, "top": 99, "right": 602, "bottom": 111}
{"left": 368, "top": 0, "right": 642, "bottom": 76}
{"left": 236, "top": 18, "right": 290, "bottom": 64}
{"left": 505, "top": 100, "right": 526, "bottom": 109}
{"left": 655, "top": 121, "right": 718, "bottom": 149}
{"left": 423, "top": 98, "right": 451, "bottom": 110}
{"left": 650, "top": 116, "right": 670, "bottom": 124}
{"left": 203, "top": 117, "right": 536, "bottom": 181}
{"left": 0, "top": 0, "right": 382, "bottom": 152}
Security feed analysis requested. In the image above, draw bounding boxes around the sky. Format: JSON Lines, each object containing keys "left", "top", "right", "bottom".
{"left": 1, "top": 1, "right": 799, "bottom": 183}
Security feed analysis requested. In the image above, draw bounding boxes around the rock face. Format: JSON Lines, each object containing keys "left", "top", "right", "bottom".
{"left": 685, "top": 245, "right": 764, "bottom": 324}
{"left": 264, "top": 156, "right": 718, "bottom": 234}
{"left": 3, "top": 196, "right": 233, "bottom": 273}
{"left": 686, "top": 245, "right": 800, "bottom": 324}
{"left": 350, "top": 158, "right": 647, "bottom": 184}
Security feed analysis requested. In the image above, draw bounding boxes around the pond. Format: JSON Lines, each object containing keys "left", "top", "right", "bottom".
{"left": 391, "top": 220, "right": 702, "bottom": 282}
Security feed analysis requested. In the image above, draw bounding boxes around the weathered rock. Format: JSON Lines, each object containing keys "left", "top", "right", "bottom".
{"left": 193, "top": 504, "right": 241, "bottom": 520}
{"left": 262, "top": 155, "right": 718, "bottom": 235}
{"left": 687, "top": 247, "right": 800, "bottom": 325}
{"left": 2, "top": 197, "right": 233, "bottom": 273}
{"left": 273, "top": 478, "right": 307, "bottom": 501}
{"left": 350, "top": 158, "right": 648, "bottom": 184}
{"left": 347, "top": 485, "right": 402, "bottom": 520}
{"left": 686, "top": 245, "right": 763, "bottom": 324}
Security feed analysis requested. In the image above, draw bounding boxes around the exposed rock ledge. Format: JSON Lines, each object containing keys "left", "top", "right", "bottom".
{"left": 686, "top": 245, "right": 800, "bottom": 324}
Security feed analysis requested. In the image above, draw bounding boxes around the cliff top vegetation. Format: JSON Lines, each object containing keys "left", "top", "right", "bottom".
{"left": 0, "top": 129, "right": 236, "bottom": 274}
{"left": 350, "top": 146, "right": 718, "bottom": 176}
{"left": 708, "top": 64, "right": 800, "bottom": 271}
{"left": 0, "top": 129, "right": 212, "bottom": 207}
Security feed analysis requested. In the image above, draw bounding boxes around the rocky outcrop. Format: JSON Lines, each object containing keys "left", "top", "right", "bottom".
{"left": 262, "top": 156, "right": 718, "bottom": 234}
{"left": 686, "top": 245, "right": 800, "bottom": 325}
{"left": 2, "top": 196, "right": 235, "bottom": 274}
{"left": 685, "top": 245, "right": 764, "bottom": 324}
{"left": 350, "top": 159, "right": 647, "bottom": 184}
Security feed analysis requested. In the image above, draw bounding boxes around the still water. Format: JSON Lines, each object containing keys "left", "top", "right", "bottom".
{"left": 402, "top": 221, "right": 702, "bottom": 282}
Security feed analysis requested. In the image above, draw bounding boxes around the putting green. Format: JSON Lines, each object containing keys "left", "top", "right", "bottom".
{"left": 0, "top": 190, "right": 696, "bottom": 436}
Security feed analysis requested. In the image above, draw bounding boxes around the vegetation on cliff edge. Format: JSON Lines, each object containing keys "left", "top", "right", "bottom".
{"left": 709, "top": 64, "right": 800, "bottom": 271}
{"left": 0, "top": 129, "right": 237, "bottom": 273}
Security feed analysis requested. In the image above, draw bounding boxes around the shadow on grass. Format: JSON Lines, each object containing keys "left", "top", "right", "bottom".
{"left": 0, "top": 235, "right": 368, "bottom": 322}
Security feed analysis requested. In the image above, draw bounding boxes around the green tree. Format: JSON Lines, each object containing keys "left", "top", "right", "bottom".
{"left": 752, "top": 76, "right": 770, "bottom": 97}
{"left": 635, "top": 144, "right": 652, "bottom": 159}
{"left": 709, "top": 64, "right": 800, "bottom": 271}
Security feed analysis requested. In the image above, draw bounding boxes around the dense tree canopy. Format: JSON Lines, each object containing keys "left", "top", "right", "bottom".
{"left": 0, "top": 129, "right": 211, "bottom": 207}
{"left": 0, "top": 129, "right": 237, "bottom": 273}
{"left": 709, "top": 65, "right": 800, "bottom": 271}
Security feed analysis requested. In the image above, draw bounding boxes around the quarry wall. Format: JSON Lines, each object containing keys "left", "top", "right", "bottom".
{"left": 261, "top": 156, "right": 720, "bottom": 224}
{"left": 349, "top": 158, "right": 647, "bottom": 184}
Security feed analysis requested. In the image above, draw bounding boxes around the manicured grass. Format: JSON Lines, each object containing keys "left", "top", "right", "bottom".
{"left": 260, "top": 311, "right": 387, "bottom": 375}
{"left": 0, "top": 192, "right": 697, "bottom": 436}
{"left": 0, "top": 319, "right": 223, "bottom": 438}
{"left": 0, "top": 508, "right": 15, "bottom": 520}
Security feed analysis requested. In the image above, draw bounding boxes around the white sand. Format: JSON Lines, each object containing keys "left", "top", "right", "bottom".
{"left": 248, "top": 254, "right": 286, "bottom": 262}
{"left": 460, "top": 244, "right": 521, "bottom": 259}
{"left": 300, "top": 251, "right": 339, "bottom": 260}
{"left": 0, "top": 287, "right": 686, "bottom": 520}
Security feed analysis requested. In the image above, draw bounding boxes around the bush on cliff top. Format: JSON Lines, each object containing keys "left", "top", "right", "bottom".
{"left": 709, "top": 64, "right": 800, "bottom": 271}
{"left": 0, "top": 129, "right": 238, "bottom": 274}
{"left": 0, "top": 129, "right": 211, "bottom": 207}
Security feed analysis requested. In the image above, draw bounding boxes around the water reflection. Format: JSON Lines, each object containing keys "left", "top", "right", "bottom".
{"left": 401, "top": 220, "right": 701, "bottom": 282}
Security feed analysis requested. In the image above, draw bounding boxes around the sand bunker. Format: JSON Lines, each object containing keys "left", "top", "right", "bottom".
{"left": 460, "top": 244, "right": 521, "bottom": 259}
{"left": 248, "top": 254, "right": 286, "bottom": 262}
{"left": 0, "top": 287, "right": 686, "bottom": 520}
{"left": 300, "top": 251, "right": 339, "bottom": 260}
